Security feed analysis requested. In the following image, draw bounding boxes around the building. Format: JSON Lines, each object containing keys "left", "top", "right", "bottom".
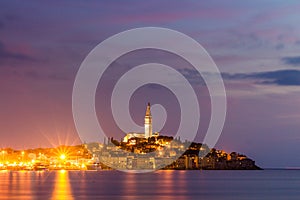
{"left": 123, "top": 132, "right": 145, "bottom": 143}
{"left": 123, "top": 102, "right": 158, "bottom": 143}
{"left": 144, "top": 102, "right": 152, "bottom": 138}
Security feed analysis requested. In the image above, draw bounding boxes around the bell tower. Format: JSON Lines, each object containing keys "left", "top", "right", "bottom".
{"left": 144, "top": 102, "right": 152, "bottom": 138}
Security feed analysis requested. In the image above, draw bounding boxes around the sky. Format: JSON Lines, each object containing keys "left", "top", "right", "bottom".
{"left": 1, "top": 0, "right": 300, "bottom": 168}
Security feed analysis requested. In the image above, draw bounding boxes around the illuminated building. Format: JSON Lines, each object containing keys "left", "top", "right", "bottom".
{"left": 123, "top": 132, "right": 145, "bottom": 143}
{"left": 144, "top": 102, "right": 152, "bottom": 138}
{"left": 123, "top": 102, "right": 158, "bottom": 143}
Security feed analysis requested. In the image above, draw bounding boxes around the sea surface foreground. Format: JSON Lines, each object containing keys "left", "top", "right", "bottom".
{"left": 0, "top": 170, "right": 299, "bottom": 199}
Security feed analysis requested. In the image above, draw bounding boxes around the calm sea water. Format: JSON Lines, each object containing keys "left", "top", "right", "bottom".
{"left": 0, "top": 170, "right": 300, "bottom": 200}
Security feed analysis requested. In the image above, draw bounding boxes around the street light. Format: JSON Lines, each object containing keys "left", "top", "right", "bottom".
{"left": 1, "top": 150, "right": 6, "bottom": 161}
{"left": 60, "top": 154, "right": 66, "bottom": 160}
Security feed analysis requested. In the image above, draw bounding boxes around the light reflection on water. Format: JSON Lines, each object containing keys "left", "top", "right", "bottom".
{"left": 0, "top": 171, "right": 33, "bottom": 199}
{"left": 51, "top": 170, "right": 73, "bottom": 200}
{"left": 0, "top": 170, "right": 300, "bottom": 199}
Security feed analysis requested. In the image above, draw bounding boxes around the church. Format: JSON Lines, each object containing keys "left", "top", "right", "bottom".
{"left": 123, "top": 102, "right": 159, "bottom": 143}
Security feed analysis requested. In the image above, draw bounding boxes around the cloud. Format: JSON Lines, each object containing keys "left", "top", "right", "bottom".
{"left": 0, "top": 14, "right": 19, "bottom": 30}
{"left": 23, "top": 70, "right": 70, "bottom": 81}
{"left": 47, "top": 73, "right": 70, "bottom": 81}
{"left": 282, "top": 56, "right": 300, "bottom": 66}
{"left": 178, "top": 67, "right": 300, "bottom": 86}
{"left": 0, "top": 20, "right": 4, "bottom": 29}
{"left": 275, "top": 43, "right": 284, "bottom": 50}
{"left": 178, "top": 68, "right": 205, "bottom": 85}
{"left": 0, "top": 41, "right": 35, "bottom": 63}
{"left": 225, "top": 70, "right": 300, "bottom": 86}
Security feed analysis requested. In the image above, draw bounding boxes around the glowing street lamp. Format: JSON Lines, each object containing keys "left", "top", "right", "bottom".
{"left": 1, "top": 150, "right": 6, "bottom": 161}
{"left": 21, "top": 151, "right": 25, "bottom": 161}
{"left": 60, "top": 154, "right": 66, "bottom": 160}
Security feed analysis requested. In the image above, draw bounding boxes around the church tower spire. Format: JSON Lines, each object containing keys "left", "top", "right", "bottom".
{"left": 144, "top": 102, "right": 152, "bottom": 138}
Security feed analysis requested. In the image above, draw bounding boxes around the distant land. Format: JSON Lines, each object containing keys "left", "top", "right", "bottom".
{"left": 81, "top": 102, "right": 260, "bottom": 171}
{"left": 0, "top": 103, "right": 261, "bottom": 171}
{"left": 0, "top": 136, "right": 261, "bottom": 171}
{"left": 86, "top": 135, "right": 262, "bottom": 170}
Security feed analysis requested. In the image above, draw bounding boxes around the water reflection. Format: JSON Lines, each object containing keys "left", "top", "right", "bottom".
{"left": 155, "top": 170, "right": 188, "bottom": 200}
{"left": 121, "top": 172, "right": 137, "bottom": 200}
{"left": 51, "top": 170, "right": 73, "bottom": 200}
{"left": 119, "top": 170, "right": 189, "bottom": 199}
{"left": 0, "top": 171, "right": 33, "bottom": 199}
{"left": 1, "top": 170, "right": 297, "bottom": 199}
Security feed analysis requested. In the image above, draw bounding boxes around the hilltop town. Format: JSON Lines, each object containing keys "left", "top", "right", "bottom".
{"left": 86, "top": 135, "right": 261, "bottom": 170}
{"left": 0, "top": 138, "right": 260, "bottom": 171}
{"left": 0, "top": 103, "right": 261, "bottom": 171}
{"left": 85, "top": 102, "right": 260, "bottom": 170}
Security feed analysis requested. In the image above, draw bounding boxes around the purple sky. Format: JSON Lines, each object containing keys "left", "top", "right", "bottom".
{"left": 1, "top": 0, "right": 300, "bottom": 168}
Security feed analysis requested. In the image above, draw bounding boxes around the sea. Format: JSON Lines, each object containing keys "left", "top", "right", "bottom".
{"left": 0, "top": 170, "right": 300, "bottom": 200}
